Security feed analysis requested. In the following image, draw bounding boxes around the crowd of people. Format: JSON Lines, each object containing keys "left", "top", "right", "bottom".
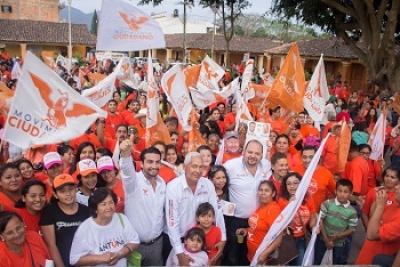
{"left": 1, "top": 50, "right": 400, "bottom": 267}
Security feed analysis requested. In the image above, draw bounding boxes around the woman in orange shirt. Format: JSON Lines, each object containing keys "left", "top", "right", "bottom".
{"left": 273, "top": 134, "right": 302, "bottom": 171}
{"left": 113, "top": 91, "right": 125, "bottom": 114}
{"left": 0, "top": 163, "right": 23, "bottom": 210}
{"left": 0, "top": 211, "right": 51, "bottom": 267}
{"left": 236, "top": 180, "right": 282, "bottom": 265}
{"left": 278, "top": 172, "right": 317, "bottom": 266}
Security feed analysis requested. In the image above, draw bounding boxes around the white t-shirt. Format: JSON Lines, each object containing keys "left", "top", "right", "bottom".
{"left": 70, "top": 213, "right": 139, "bottom": 267}
{"left": 166, "top": 245, "right": 208, "bottom": 267}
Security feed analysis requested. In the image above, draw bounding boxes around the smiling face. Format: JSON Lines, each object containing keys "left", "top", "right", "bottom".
{"left": 243, "top": 141, "right": 263, "bottom": 168}
{"left": 383, "top": 169, "right": 400, "bottom": 190}
{"left": 286, "top": 175, "right": 300, "bottom": 195}
{"left": 166, "top": 148, "right": 178, "bottom": 165}
{"left": 18, "top": 163, "right": 34, "bottom": 180}
{"left": 257, "top": 182, "right": 276, "bottom": 205}
{"left": 272, "top": 158, "right": 288, "bottom": 179}
{"left": 80, "top": 146, "right": 95, "bottom": 161}
{"left": 211, "top": 170, "right": 227, "bottom": 191}
{"left": 0, "top": 168, "right": 22, "bottom": 194}
{"left": 185, "top": 234, "right": 204, "bottom": 253}
{"left": 22, "top": 185, "right": 46, "bottom": 214}
{"left": 275, "top": 137, "right": 289, "bottom": 154}
{"left": 0, "top": 216, "right": 26, "bottom": 248}
{"left": 199, "top": 149, "right": 212, "bottom": 167}
{"left": 80, "top": 172, "right": 98, "bottom": 191}
{"left": 141, "top": 153, "right": 161, "bottom": 179}
{"left": 184, "top": 156, "right": 205, "bottom": 185}
{"left": 207, "top": 135, "right": 219, "bottom": 152}
{"left": 96, "top": 194, "right": 116, "bottom": 221}
{"left": 100, "top": 169, "right": 117, "bottom": 185}
{"left": 54, "top": 184, "right": 77, "bottom": 205}
{"left": 225, "top": 137, "right": 240, "bottom": 154}
{"left": 197, "top": 209, "right": 215, "bottom": 229}
{"left": 61, "top": 148, "right": 74, "bottom": 166}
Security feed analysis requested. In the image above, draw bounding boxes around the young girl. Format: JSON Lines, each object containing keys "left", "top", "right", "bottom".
{"left": 16, "top": 159, "right": 36, "bottom": 185}
{"left": 57, "top": 144, "right": 74, "bottom": 171}
{"left": 165, "top": 144, "right": 184, "bottom": 176}
{"left": 75, "top": 159, "right": 99, "bottom": 206}
{"left": 208, "top": 165, "right": 229, "bottom": 202}
{"left": 197, "top": 145, "right": 214, "bottom": 177}
{"left": 166, "top": 227, "right": 209, "bottom": 267}
{"left": 196, "top": 202, "right": 223, "bottom": 266}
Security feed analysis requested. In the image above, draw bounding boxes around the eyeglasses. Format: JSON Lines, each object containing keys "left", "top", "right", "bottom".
{"left": 286, "top": 182, "right": 300, "bottom": 187}
{"left": 2, "top": 224, "right": 25, "bottom": 237}
{"left": 359, "top": 151, "right": 370, "bottom": 156}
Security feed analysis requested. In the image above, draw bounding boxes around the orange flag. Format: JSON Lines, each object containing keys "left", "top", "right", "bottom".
{"left": 41, "top": 51, "right": 56, "bottom": 70}
{"left": 0, "top": 82, "right": 14, "bottom": 115}
{"left": 266, "top": 43, "right": 305, "bottom": 112}
{"left": 88, "top": 72, "right": 106, "bottom": 85}
{"left": 188, "top": 110, "right": 206, "bottom": 152}
{"left": 337, "top": 119, "right": 352, "bottom": 173}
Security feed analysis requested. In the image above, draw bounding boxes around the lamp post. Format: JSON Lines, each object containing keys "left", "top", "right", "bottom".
{"left": 68, "top": 0, "right": 72, "bottom": 72}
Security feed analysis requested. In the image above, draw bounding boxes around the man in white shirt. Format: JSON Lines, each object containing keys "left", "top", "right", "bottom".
{"left": 165, "top": 152, "right": 226, "bottom": 266}
{"left": 119, "top": 140, "right": 166, "bottom": 266}
{"left": 223, "top": 140, "right": 272, "bottom": 265}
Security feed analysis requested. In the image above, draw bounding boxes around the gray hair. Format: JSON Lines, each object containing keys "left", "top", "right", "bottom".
{"left": 184, "top": 152, "right": 203, "bottom": 165}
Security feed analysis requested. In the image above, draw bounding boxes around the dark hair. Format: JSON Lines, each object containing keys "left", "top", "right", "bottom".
{"left": 280, "top": 172, "right": 306, "bottom": 204}
{"left": 208, "top": 165, "right": 229, "bottom": 201}
{"left": 57, "top": 144, "right": 73, "bottom": 156}
{"left": 164, "top": 116, "right": 179, "bottom": 127}
{"left": 97, "top": 147, "right": 113, "bottom": 158}
{"left": 301, "top": 145, "right": 318, "bottom": 155}
{"left": 196, "top": 145, "right": 211, "bottom": 153}
{"left": 205, "top": 121, "right": 222, "bottom": 138}
{"left": 0, "top": 163, "right": 19, "bottom": 179}
{"left": 258, "top": 180, "right": 278, "bottom": 201}
{"left": 274, "top": 134, "right": 290, "bottom": 145}
{"left": 270, "top": 152, "right": 287, "bottom": 165}
{"left": 354, "top": 121, "right": 369, "bottom": 132}
{"left": 113, "top": 91, "right": 121, "bottom": 98}
{"left": 126, "top": 99, "right": 140, "bottom": 110}
{"left": 152, "top": 141, "right": 167, "bottom": 151}
{"left": 199, "top": 124, "right": 210, "bottom": 139}
{"left": 336, "top": 179, "right": 353, "bottom": 191}
{"left": 269, "top": 106, "right": 281, "bottom": 116}
{"left": 184, "top": 227, "right": 206, "bottom": 252}
{"left": 108, "top": 99, "right": 118, "bottom": 105}
{"left": 170, "top": 131, "right": 179, "bottom": 138}
{"left": 165, "top": 144, "right": 182, "bottom": 164}
{"left": 15, "top": 180, "right": 47, "bottom": 208}
{"left": 140, "top": 147, "right": 162, "bottom": 163}
{"left": 160, "top": 93, "right": 169, "bottom": 115}
{"left": 293, "top": 121, "right": 301, "bottom": 130}
{"left": 115, "top": 124, "right": 128, "bottom": 133}
{"left": 0, "top": 211, "right": 24, "bottom": 233}
{"left": 88, "top": 187, "right": 118, "bottom": 218}
{"left": 69, "top": 142, "right": 96, "bottom": 175}
{"left": 366, "top": 107, "right": 378, "bottom": 123}
{"left": 16, "top": 159, "right": 34, "bottom": 170}
{"left": 349, "top": 140, "right": 359, "bottom": 153}
{"left": 196, "top": 202, "right": 215, "bottom": 218}
{"left": 358, "top": 144, "right": 372, "bottom": 152}
{"left": 209, "top": 108, "right": 222, "bottom": 121}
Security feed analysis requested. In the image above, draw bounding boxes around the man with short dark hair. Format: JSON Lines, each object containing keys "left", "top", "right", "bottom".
{"left": 104, "top": 99, "right": 125, "bottom": 138}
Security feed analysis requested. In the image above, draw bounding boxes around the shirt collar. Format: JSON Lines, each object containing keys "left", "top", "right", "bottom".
{"left": 335, "top": 197, "right": 350, "bottom": 208}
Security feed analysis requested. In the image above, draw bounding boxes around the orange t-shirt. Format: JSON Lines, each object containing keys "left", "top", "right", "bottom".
{"left": 367, "top": 159, "right": 382, "bottom": 190}
{"left": 135, "top": 124, "right": 146, "bottom": 139}
{"left": 222, "top": 152, "right": 242, "bottom": 164}
{"left": 14, "top": 208, "right": 41, "bottom": 233}
{"left": 247, "top": 201, "right": 281, "bottom": 262}
{"left": 361, "top": 188, "right": 396, "bottom": 217}
{"left": 342, "top": 156, "right": 369, "bottom": 196}
{"left": 321, "top": 121, "right": 336, "bottom": 139}
{"left": 68, "top": 133, "right": 102, "bottom": 152}
{"left": 300, "top": 125, "right": 320, "bottom": 138}
{"left": 0, "top": 231, "right": 51, "bottom": 267}
{"left": 158, "top": 165, "right": 177, "bottom": 184}
{"left": 321, "top": 135, "right": 338, "bottom": 174}
{"left": 269, "top": 176, "right": 282, "bottom": 195}
{"left": 287, "top": 152, "right": 302, "bottom": 172}
{"left": 0, "top": 192, "right": 19, "bottom": 210}
{"left": 223, "top": 113, "right": 236, "bottom": 129}
{"left": 105, "top": 113, "right": 125, "bottom": 139}
{"left": 109, "top": 178, "right": 125, "bottom": 213}
{"left": 266, "top": 118, "right": 287, "bottom": 135}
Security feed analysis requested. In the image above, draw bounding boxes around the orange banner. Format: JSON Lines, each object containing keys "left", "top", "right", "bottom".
{"left": 0, "top": 82, "right": 13, "bottom": 115}
{"left": 337, "top": 119, "right": 352, "bottom": 173}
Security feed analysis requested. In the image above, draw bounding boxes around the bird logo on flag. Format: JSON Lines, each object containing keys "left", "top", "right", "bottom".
{"left": 119, "top": 11, "right": 149, "bottom": 31}
{"left": 29, "top": 72, "right": 98, "bottom": 129}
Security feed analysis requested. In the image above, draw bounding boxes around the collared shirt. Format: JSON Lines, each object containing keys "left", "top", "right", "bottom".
{"left": 334, "top": 197, "right": 350, "bottom": 208}
{"left": 224, "top": 157, "right": 272, "bottom": 219}
{"left": 120, "top": 157, "right": 166, "bottom": 243}
{"left": 165, "top": 174, "right": 226, "bottom": 254}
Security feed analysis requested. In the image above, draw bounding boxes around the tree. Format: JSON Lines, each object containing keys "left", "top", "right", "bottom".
{"left": 271, "top": 0, "right": 400, "bottom": 91}
{"left": 90, "top": 10, "right": 98, "bottom": 36}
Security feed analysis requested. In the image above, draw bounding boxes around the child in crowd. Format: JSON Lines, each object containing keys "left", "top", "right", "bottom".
{"left": 196, "top": 202, "right": 222, "bottom": 265}
{"left": 314, "top": 179, "right": 358, "bottom": 264}
{"left": 166, "top": 227, "right": 209, "bottom": 266}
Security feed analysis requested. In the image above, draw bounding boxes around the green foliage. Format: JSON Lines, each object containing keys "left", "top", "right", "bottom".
{"left": 90, "top": 10, "right": 98, "bottom": 36}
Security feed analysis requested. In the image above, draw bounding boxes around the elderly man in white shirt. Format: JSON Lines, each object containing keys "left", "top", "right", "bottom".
{"left": 119, "top": 140, "right": 166, "bottom": 266}
{"left": 223, "top": 139, "right": 272, "bottom": 265}
{"left": 165, "top": 152, "right": 226, "bottom": 266}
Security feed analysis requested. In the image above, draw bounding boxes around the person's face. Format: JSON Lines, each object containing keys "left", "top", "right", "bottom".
{"left": 46, "top": 163, "right": 63, "bottom": 179}
{"left": 18, "top": 163, "right": 34, "bottom": 180}
{"left": 23, "top": 185, "right": 46, "bottom": 213}
{"left": 142, "top": 153, "right": 161, "bottom": 179}
{"left": 383, "top": 170, "right": 400, "bottom": 190}
{"left": 231, "top": 104, "right": 237, "bottom": 114}
{"left": 337, "top": 99, "right": 343, "bottom": 106}
{"left": 269, "top": 132, "right": 278, "bottom": 144}
{"left": 166, "top": 149, "right": 178, "bottom": 164}
{"left": 0, "top": 216, "right": 26, "bottom": 248}
{"left": 0, "top": 168, "right": 22, "bottom": 193}
{"left": 182, "top": 142, "right": 189, "bottom": 157}
{"left": 272, "top": 158, "right": 288, "bottom": 178}
{"left": 272, "top": 108, "right": 281, "bottom": 119}
{"left": 80, "top": 172, "right": 97, "bottom": 191}
{"left": 153, "top": 144, "right": 166, "bottom": 160}
{"left": 212, "top": 110, "right": 220, "bottom": 121}
{"left": 199, "top": 149, "right": 212, "bottom": 167}
{"left": 243, "top": 142, "right": 263, "bottom": 167}
{"left": 257, "top": 183, "right": 275, "bottom": 205}
{"left": 108, "top": 102, "right": 117, "bottom": 113}
{"left": 275, "top": 137, "right": 289, "bottom": 154}
{"left": 302, "top": 149, "right": 315, "bottom": 169}
{"left": 54, "top": 185, "right": 77, "bottom": 205}
{"left": 165, "top": 122, "right": 177, "bottom": 132}
{"left": 170, "top": 134, "right": 178, "bottom": 146}
{"left": 185, "top": 235, "right": 203, "bottom": 253}
{"left": 249, "top": 123, "right": 256, "bottom": 132}
{"left": 225, "top": 138, "right": 239, "bottom": 153}
{"left": 132, "top": 102, "right": 140, "bottom": 113}
{"left": 80, "top": 146, "right": 95, "bottom": 161}
{"left": 115, "top": 126, "right": 128, "bottom": 142}
{"left": 211, "top": 170, "right": 226, "bottom": 191}
{"left": 139, "top": 95, "right": 146, "bottom": 105}
{"left": 336, "top": 185, "right": 352, "bottom": 204}
{"left": 184, "top": 156, "right": 205, "bottom": 184}
{"left": 96, "top": 195, "right": 116, "bottom": 220}
{"left": 369, "top": 109, "right": 376, "bottom": 116}
{"left": 113, "top": 93, "right": 121, "bottom": 102}
{"left": 100, "top": 169, "right": 117, "bottom": 184}
{"left": 197, "top": 210, "right": 215, "bottom": 229}
{"left": 286, "top": 176, "right": 300, "bottom": 195}
{"left": 306, "top": 116, "right": 314, "bottom": 125}
{"left": 359, "top": 147, "right": 371, "bottom": 161}
{"left": 61, "top": 149, "right": 74, "bottom": 165}
{"left": 217, "top": 104, "right": 225, "bottom": 114}
{"left": 207, "top": 136, "right": 219, "bottom": 152}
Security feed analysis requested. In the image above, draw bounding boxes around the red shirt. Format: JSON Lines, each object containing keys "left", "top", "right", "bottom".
{"left": 105, "top": 113, "right": 125, "bottom": 138}
{"left": 342, "top": 156, "right": 369, "bottom": 196}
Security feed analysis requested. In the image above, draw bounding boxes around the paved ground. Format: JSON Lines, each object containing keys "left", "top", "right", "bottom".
{"left": 348, "top": 221, "right": 365, "bottom": 264}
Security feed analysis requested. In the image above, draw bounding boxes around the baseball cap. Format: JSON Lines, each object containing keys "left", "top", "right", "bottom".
{"left": 53, "top": 174, "right": 77, "bottom": 189}
{"left": 43, "top": 152, "right": 62, "bottom": 169}
{"left": 97, "top": 156, "right": 115, "bottom": 172}
{"left": 77, "top": 159, "right": 98, "bottom": 176}
{"left": 225, "top": 131, "right": 239, "bottom": 139}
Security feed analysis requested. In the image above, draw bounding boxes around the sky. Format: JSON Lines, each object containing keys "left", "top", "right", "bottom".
{"left": 62, "top": 0, "right": 272, "bottom": 21}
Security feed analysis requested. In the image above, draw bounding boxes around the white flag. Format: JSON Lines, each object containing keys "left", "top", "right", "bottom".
{"left": 303, "top": 54, "right": 329, "bottom": 122}
{"left": 368, "top": 108, "right": 386, "bottom": 160}
{"left": 2, "top": 52, "right": 106, "bottom": 149}
{"left": 302, "top": 211, "right": 322, "bottom": 266}
{"left": 241, "top": 59, "right": 255, "bottom": 102}
{"left": 11, "top": 62, "right": 22, "bottom": 80}
{"left": 97, "top": 0, "right": 166, "bottom": 51}
{"left": 234, "top": 78, "right": 253, "bottom": 131}
{"left": 250, "top": 134, "right": 330, "bottom": 266}
{"left": 146, "top": 50, "right": 158, "bottom": 129}
{"left": 161, "top": 64, "right": 193, "bottom": 131}
{"left": 116, "top": 57, "right": 140, "bottom": 89}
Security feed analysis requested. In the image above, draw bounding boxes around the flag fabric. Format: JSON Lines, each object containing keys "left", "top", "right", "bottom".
{"left": 302, "top": 212, "right": 323, "bottom": 266}
{"left": 56, "top": 55, "right": 70, "bottom": 70}
{"left": 88, "top": 72, "right": 106, "bottom": 86}
{"left": 267, "top": 43, "right": 305, "bottom": 113}
{"left": 337, "top": 119, "right": 352, "bottom": 173}
{"left": 0, "top": 82, "right": 14, "bottom": 115}
{"left": 145, "top": 50, "right": 171, "bottom": 146}
{"left": 188, "top": 110, "right": 206, "bottom": 152}
{"left": 97, "top": 0, "right": 166, "bottom": 51}
{"left": 241, "top": 59, "right": 255, "bottom": 102}
{"left": 251, "top": 134, "right": 330, "bottom": 266}
{"left": 11, "top": 62, "right": 22, "bottom": 80}
{"left": 161, "top": 64, "right": 193, "bottom": 131}
{"left": 303, "top": 54, "right": 329, "bottom": 122}
{"left": 41, "top": 51, "right": 56, "bottom": 70}
{"left": 2, "top": 51, "right": 107, "bottom": 149}
{"left": 116, "top": 57, "right": 140, "bottom": 89}
{"left": 368, "top": 107, "right": 386, "bottom": 160}
{"left": 234, "top": 78, "right": 253, "bottom": 131}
